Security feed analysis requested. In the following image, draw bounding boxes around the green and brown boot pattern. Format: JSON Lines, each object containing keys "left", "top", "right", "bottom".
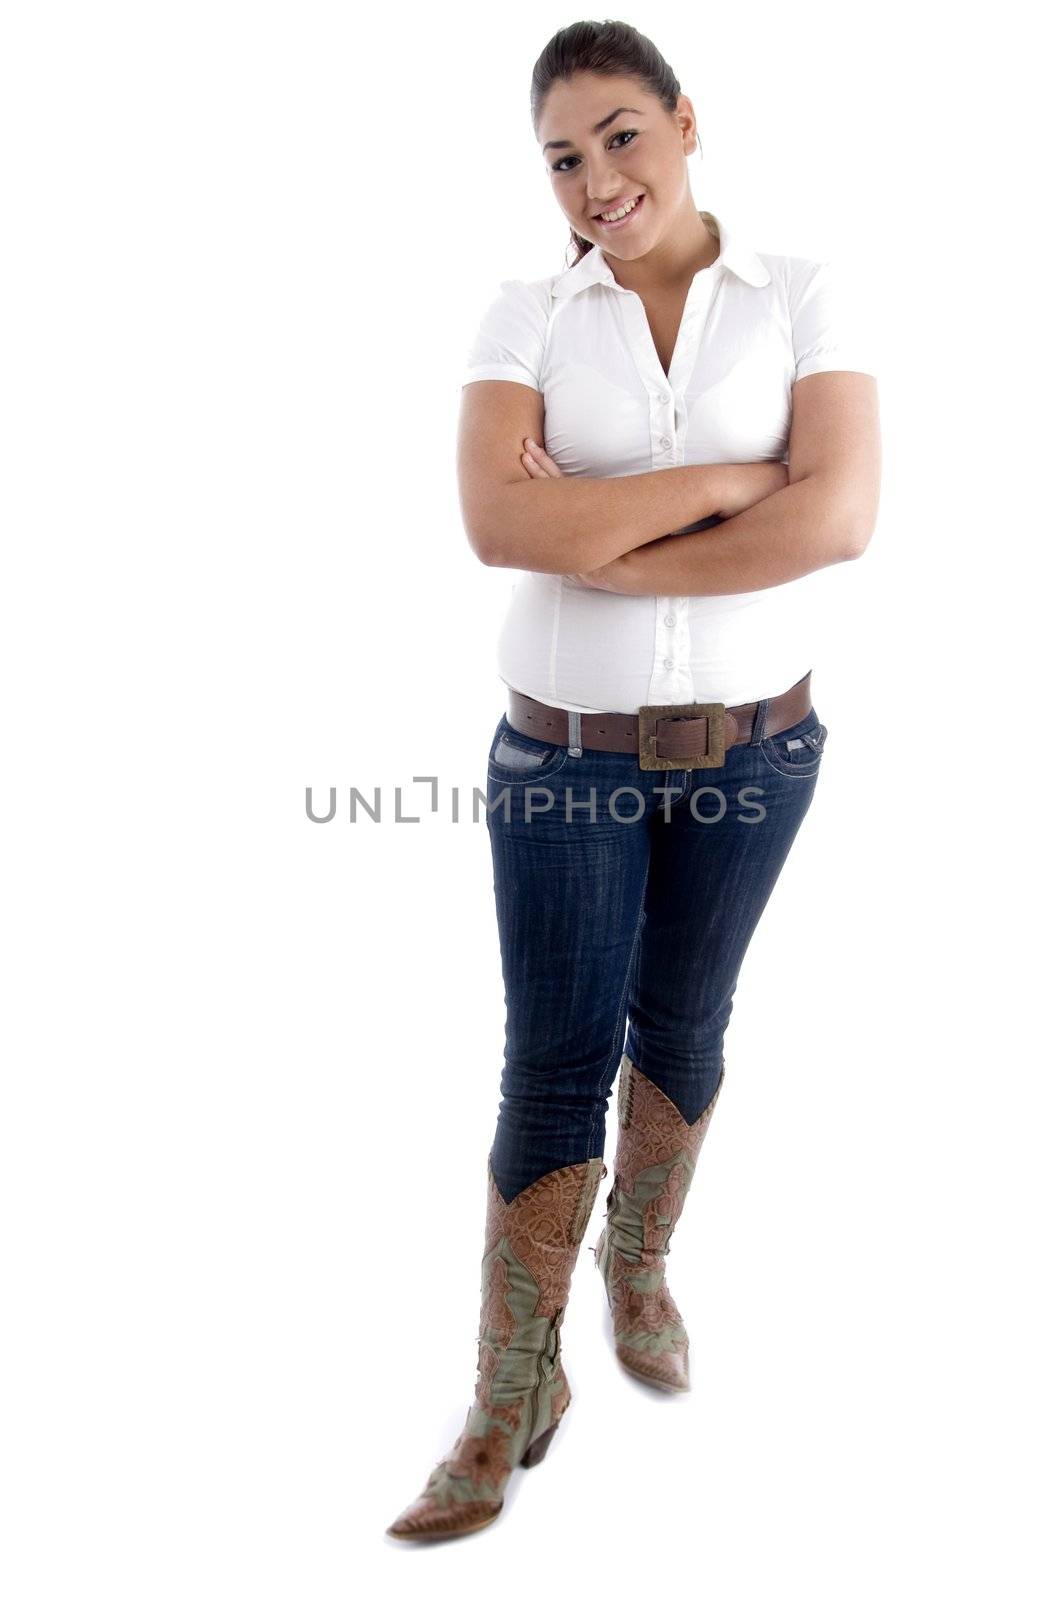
{"left": 593, "top": 1053, "right": 725, "bottom": 1392}
{"left": 386, "top": 1154, "right": 605, "bottom": 1541}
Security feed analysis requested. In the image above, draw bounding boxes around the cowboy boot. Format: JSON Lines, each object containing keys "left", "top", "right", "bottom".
{"left": 386, "top": 1153, "right": 606, "bottom": 1541}
{"left": 593, "top": 1052, "right": 725, "bottom": 1392}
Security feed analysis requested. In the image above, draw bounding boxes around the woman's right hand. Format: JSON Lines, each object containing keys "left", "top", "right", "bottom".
{"left": 717, "top": 461, "right": 790, "bottom": 518}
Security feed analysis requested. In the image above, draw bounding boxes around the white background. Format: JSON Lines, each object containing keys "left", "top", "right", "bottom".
{"left": 2, "top": 1, "right": 1060, "bottom": 1595}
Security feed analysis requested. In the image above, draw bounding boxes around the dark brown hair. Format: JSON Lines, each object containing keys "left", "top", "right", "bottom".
{"left": 530, "top": 20, "right": 695, "bottom": 267}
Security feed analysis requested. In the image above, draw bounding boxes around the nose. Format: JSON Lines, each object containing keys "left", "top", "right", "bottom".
{"left": 584, "top": 159, "right": 625, "bottom": 211}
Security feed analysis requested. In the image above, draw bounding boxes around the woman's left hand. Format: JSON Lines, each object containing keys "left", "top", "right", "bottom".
{"left": 520, "top": 437, "right": 564, "bottom": 482}
{"left": 520, "top": 438, "right": 637, "bottom": 593}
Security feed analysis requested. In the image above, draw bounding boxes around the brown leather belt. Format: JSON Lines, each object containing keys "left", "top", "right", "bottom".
{"left": 506, "top": 671, "right": 813, "bottom": 772}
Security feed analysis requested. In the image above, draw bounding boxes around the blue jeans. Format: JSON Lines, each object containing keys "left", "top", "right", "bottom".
{"left": 483, "top": 687, "right": 828, "bottom": 1202}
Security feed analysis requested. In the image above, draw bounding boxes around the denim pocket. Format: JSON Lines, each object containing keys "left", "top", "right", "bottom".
{"left": 756, "top": 711, "right": 829, "bottom": 779}
{"left": 486, "top": 717, "right": 569, "bottom": 784}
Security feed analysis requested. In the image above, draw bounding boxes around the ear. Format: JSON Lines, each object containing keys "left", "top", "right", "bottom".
{"left": 674, "top": 94, "right": 698, "bottom": 153}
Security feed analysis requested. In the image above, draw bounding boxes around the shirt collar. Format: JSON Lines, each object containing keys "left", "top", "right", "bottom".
{"left": 550, "top": 209, "right": 770, "bottom": 299}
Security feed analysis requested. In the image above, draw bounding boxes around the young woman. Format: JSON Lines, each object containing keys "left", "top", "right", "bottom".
{"left": 387, "top": 20, "right": 880, "bottom": 1542}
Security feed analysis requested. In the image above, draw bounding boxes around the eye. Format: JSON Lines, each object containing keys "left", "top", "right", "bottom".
{"left": 551, "top": 128, "right": 639, "bottom": 175}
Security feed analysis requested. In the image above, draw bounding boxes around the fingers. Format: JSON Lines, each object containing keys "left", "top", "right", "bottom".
{"left": 522, "top": 437, "right": 563, "bottom": 478}
{"left": 521, "top": 436, "right": 545, "bottom": 476}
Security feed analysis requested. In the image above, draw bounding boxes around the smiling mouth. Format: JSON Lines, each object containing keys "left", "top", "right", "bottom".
{"left": 593, "top": 193, "right": 645, "bottom": 222}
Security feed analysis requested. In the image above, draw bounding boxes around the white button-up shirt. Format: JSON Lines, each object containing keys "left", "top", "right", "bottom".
{"left": 461, "top": 210, "right": 876, "bottom": 713}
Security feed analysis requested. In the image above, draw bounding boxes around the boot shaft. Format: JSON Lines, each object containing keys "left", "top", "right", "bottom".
{"left": 606, "top": 1054, "right": 725, "bottom": 1265}
{"left": 476, "top": 1155, "right": 605, "bottom": 1411}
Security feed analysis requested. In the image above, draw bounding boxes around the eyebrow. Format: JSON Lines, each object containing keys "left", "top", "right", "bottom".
{"left": 542, "top": 107, "right": 644, "bottom": 153}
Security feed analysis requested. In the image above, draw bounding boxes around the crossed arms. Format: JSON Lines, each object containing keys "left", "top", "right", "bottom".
{"left": 457, "top": 370, "right": 881, "bottom": 598}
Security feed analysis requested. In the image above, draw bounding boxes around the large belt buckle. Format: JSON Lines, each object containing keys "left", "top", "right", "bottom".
{"left": 637, "top": 701, "right": 727, "bottom": 771}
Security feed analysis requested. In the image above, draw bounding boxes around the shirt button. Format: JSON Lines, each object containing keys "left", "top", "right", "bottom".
{"left": 664, "top": 613, "right": 675, "bottom": 626}
{"left": 658, "top": 393, "right": 670, "bottom": 404}
{"left": 659, "top": 436, "right": 672, "bottom": 449}
{"left": 663, "top": 657, "right": 674, "bottom": 670}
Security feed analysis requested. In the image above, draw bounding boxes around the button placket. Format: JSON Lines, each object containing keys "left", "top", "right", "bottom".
{"left": 649, "top": 593, "right": 692, "bottom": 700}
{"left": 666, "top": 267, "right": 718, "bottom": 400}
{"left": 617, "top": 292, "right": 681, "bottom": 467}
{"left": 620, "top": 272, "right": 711, "bottom": 706}
{"left": 673, "top": 601, "right": 691, "bottom": 686}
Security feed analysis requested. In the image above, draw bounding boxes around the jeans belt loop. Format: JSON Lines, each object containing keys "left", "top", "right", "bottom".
{"left": 567, "top": 711, "right": 583, "bottom": 757}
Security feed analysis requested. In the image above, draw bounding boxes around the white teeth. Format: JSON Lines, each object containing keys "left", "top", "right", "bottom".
{"left": 598, "top": 195, "right": 640, "bottom": 222}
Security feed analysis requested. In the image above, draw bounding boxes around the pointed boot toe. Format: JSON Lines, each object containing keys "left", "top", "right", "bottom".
{"left": 386, "top": 1491, "right": 503, "bottom": 1541}
{"left": 616, "top": 1342, "right": 690, "bottom": 1392}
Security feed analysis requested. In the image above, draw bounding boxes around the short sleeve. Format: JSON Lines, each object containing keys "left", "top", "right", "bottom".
{"left": 789, "top": 259, "right": 877, "bottom": 382}
{"left": 460, "top": 278, "right": 547, "bottom": 391}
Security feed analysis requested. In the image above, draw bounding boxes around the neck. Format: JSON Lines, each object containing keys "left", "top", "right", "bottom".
{"left": 603, "top": 205, "right": 721, "bottom": 294}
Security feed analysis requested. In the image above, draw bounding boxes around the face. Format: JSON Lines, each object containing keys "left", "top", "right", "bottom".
{"left": 536, "top": 72, "right": 697, "bottom": 257}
